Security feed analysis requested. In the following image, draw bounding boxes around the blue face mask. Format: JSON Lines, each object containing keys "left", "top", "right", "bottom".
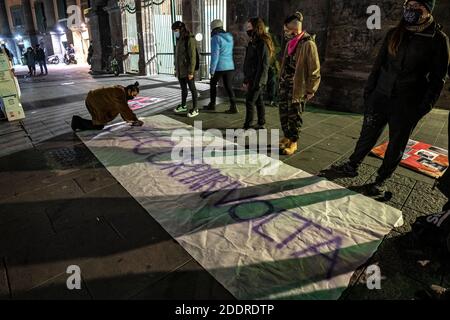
{"left": 174, "top": 31, "right": 180, "bottom": 39}
{"left": 403, "top": 8, "right": 422, "bottom": 24}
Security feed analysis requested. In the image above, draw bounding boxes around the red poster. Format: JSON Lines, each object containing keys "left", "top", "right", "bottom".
{"left": 371, "top": 139, "right": 448, "bottom": 178}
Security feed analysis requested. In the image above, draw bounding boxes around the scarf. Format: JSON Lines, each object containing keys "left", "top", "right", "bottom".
{"left": 288, "top": 31, "right": 305, "bottom": 56}
{"left": 405, "top": 15, "right": 434, "bottom": 33}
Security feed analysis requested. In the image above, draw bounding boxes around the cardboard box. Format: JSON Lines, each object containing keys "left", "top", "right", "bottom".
{"left": 0, "top": 79, "right": 19, "bottom": 97}
{"left": 0, "top": 69, "right": 14, "bottom": 81}
{"left": 0, "top": 52, "right": 11, "bottom": 71}
{"left": 0, "top": 95, "right": 25, "bottom": 121}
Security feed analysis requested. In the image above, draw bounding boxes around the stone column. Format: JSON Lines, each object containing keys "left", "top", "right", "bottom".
{"left": 22, "top": 0, "right": 39, "bottom": 45}
{"left": 104, "top": 0, "right": 125, "bottom": 73}
{"left": 87, "top": 0, "right": 111, "bottom": 72}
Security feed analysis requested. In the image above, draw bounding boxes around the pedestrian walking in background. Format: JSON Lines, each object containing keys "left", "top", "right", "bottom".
{"left": 24, "top": 47, "right": 36, "bottom": 77}
{"left": 204, "top": 19, "right": 237, "bottom": 114}
{"left": 35, "top": 44, "right": 48, "bottom": 76}
{"left": 278, "top": 11, "right": 321, "bottom": 156}
{"left": 71, "top": 82, "right": 143, "bottom": 131}
{"left": 242, "top": 17, "right": 273, "bottom": 130}
{"left": 172, "top": 21, "right": 200, "bottom": 118}
{"left": 333, "top": 0, "right": 449, "bottom": 196}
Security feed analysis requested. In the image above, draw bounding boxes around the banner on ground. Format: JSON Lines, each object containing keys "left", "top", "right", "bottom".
{"left": 78, "top": 115, "right": 403, "bottom": 300}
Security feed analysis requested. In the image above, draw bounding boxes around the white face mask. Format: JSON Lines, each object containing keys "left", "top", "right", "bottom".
{"left": 174, "top": 31, "right": 180, "bottom": 39}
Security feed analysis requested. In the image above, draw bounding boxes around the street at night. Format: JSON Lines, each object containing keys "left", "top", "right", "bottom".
{"left": 0, "top": 0, "right": 450, "bottom": 311}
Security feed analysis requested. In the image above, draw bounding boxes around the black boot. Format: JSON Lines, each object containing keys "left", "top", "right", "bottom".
{"left": 71, "top": 115, "right": 81, "bottom": 131}
{"left": 331, "top": 161, "right": 359, "bottom": 177}
{"left": 225, "top": 104, "right": 238, "bottom": 114}
{"left": 365, "top": 177, "right": 387, "bottom": 197}
{"left": 203, "top": 102, "right": 216, "bottom": 111}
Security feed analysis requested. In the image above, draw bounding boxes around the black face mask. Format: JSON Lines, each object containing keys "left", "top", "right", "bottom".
{"left": 284, "top": 32, "right": 295, "bottom": 41}
{"left": 403, "top": 8, "right": 422, "bottom": 24}
{"left": 246, "top": 30, "right": 254, "bottom": 38}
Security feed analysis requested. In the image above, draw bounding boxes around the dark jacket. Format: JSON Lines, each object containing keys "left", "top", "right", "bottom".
{"left": 243, "top": 37, "right": 270, "bottom": 88}
{"left": 35, "top": 48, "right": 45, "bottom": 61}
{"left": 365, "top": 22, "right": 450, "bottom": 118}
{"left": 175, "top": 34, "right": 197, "bottom": 79}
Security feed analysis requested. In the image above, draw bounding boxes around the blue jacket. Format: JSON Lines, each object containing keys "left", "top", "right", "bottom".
{"left": 210, "top": 31, "right": 235, "bottom": 75}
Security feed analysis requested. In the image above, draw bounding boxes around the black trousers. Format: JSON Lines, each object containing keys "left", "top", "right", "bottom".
{"left": 38, "top": 60, "right": 48, "bottom": 74}
{"left": 210, "top": 70, "right": 236, "bottom": 106}
{"left": 179, "top": 77, "right": 198, "bottom": 112}
{"left": 244, "top": 84, "right": 265, "bottom": 127}
{"left": 349, "top": 91, "right": 421, "bottom": 182}
{"left": 266, "top": 66, "right": 278, "bottom": 102}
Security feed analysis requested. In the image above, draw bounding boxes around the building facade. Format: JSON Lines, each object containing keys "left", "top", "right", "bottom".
{"left": 0, "top": 0, "right": 91, "bottom": 65}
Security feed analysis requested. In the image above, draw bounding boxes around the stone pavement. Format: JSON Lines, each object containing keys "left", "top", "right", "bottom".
{"left": 0, "top": 66, "right": 449, "bottom": 299}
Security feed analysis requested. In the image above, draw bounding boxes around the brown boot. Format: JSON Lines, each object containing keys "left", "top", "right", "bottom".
{"left": 279, "top": 137, "right": 290, "bottom": 150}
{"left": 283, "top": 141, "right": 298, "bottom": 155}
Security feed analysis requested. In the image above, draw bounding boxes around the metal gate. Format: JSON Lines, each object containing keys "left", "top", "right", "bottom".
{"left": 140, "top": 0, "right": 226, "bottom": 77}
{"left": 142, "top": 0, "right": 182, "bottom": 76}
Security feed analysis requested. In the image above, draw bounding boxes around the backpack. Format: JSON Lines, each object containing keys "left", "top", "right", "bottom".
{"left": 185, "top": 36, "right": 200, "bottom": 71}
{"left": 412, "top": 209, "right": 450, "bottom": 254}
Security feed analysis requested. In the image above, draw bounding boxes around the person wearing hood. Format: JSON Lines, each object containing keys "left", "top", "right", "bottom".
{"left": 71, "top": 82, "right": 143, "bottom": 131}
{"left": 278, "top": 12, "right": 321, "bottom": 156}
{"left": 24, "top": 47, "right": 36, "bottom": 76}
{"left": 333, "top": 0, "right": 450, "bottom": 196}
{"left": 172, "top": 21, "right": 200, "bottom": 118}
{"left": 204, "top": 19, "right": 237, "bottom": 114}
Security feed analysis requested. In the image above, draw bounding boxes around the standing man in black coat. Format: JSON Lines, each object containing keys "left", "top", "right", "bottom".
{"left": 35, "top": 44, "right": 48, "bottom": 76}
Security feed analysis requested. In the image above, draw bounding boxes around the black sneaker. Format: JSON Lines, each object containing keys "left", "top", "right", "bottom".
{"left": 331, "top": 162, "right": 359, "bottom": 177}
{"left": 203, "top": 103, "right": 216, "bottom": 111}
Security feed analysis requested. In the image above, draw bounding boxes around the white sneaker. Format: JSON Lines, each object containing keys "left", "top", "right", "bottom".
{"left": 174, "top": 104, "right": 188, "bottom": 113}
{"left": 187, "top": 109, "right": 199, "bottom": 118}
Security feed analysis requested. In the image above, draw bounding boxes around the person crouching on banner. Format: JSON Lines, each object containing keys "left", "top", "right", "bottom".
{"left": 172, "top": 21, "right": 200, "bottom": 118}
{"left": 278, "top": 11, "right": 321, "bottom": 155}
{"left": 71, "top": 82, "right": 143, "bottom": 131}
{"left": 242, "top": 17, "right": 273, "bottom": 130}
{"left": 332, "top": 0, "right": 450, "bottom": 196}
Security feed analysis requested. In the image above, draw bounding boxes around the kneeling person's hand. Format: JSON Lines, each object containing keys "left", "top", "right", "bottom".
{"left": 131, "top": 120, "right": 144, "bottom": 127}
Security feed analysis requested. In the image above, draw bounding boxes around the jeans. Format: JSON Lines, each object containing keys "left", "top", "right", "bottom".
{"left": 179, "top": 77, "right": 198, "bottom": 112}
{"left": 210, "top": 70, "right": 236, "bottom": 106}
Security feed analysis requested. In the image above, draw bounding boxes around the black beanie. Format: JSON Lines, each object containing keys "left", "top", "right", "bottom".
{"left": 405, "top": 0, "right": 436, "bottom": 13}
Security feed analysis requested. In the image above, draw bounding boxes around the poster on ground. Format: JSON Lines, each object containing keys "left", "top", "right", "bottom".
{"left": 371, "top": 139, "right": 448, "bottom": 178}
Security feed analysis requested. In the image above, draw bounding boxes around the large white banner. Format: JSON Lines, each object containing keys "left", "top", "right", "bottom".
{"left": 78, "top": 115, "right": 403, "bottom": 300}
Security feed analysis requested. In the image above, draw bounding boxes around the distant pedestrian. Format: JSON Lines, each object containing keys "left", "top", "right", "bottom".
{"left": 172, "top": 21, "right": 200, "bottom": 118}
{"left": 24, "top": 47, "right": 36, "bottom": 76}
{"left": 35, "top": 44, "right": 48, "bottom": 75}
{"left": 242, "top": 17, "right": 273, "bottom": 130}
{"left": 203, "top": 19, "right": 237, "bottom": 114}
{"left": 87, "top": 41, "right": 93, "bottom": 66}
{"left": 71, "top": 82, "right": 143, "bottom": 131}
